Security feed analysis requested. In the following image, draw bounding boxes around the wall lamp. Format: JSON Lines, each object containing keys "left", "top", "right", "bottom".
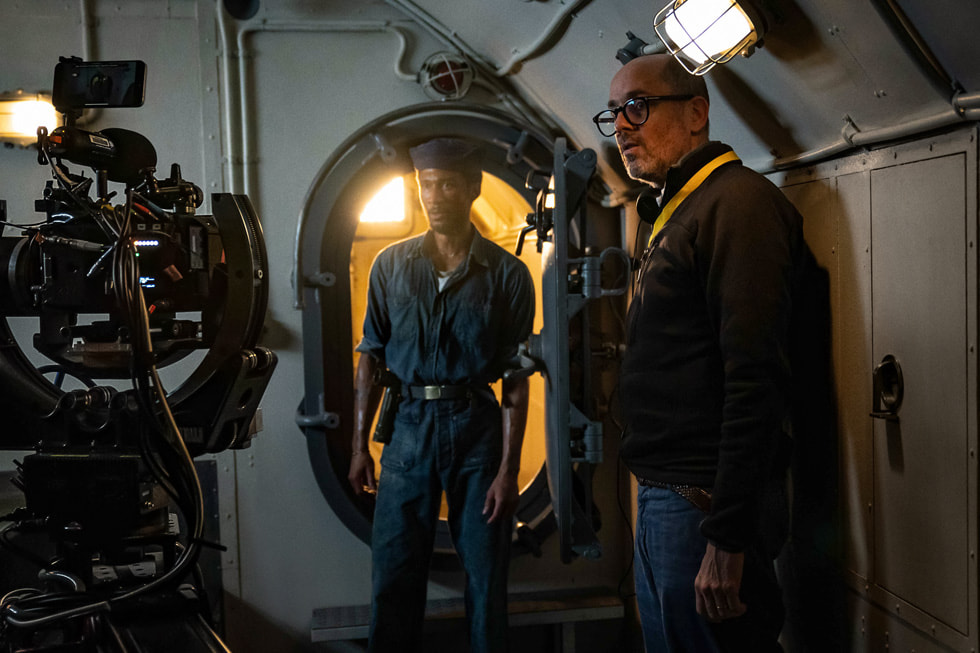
{"left": 0, "top": 92, "right": 61, "bottom": 147}
{"left": 418, "top": 52, "right": 473, "bottom": 101}
{"left": 653, "top": 0, "right": 770, "bottom": 75}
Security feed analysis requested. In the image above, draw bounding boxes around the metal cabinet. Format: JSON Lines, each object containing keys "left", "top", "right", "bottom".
{"left": 777, "top": 126, "right": 978, "bottom": 652}
{"left": 870, "top": 150, "right": 975, "bottom": 638}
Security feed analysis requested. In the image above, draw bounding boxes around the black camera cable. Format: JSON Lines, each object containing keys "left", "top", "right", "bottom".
{"left": 1, "top": 194, "right": 207, "bottom": 632}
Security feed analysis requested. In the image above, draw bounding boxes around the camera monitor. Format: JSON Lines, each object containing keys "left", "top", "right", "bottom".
{"left": 52, "top": 57, "right": 146, "bottom": 112}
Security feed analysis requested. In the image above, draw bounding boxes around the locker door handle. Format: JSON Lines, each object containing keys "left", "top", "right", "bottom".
{"left": 871, "top": 354, "right": 904, "bottom": 420}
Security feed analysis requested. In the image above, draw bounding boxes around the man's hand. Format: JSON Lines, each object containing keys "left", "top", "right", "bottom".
{"left": 483, "top": 470, "right": 519, "bottom": 524}
{"left": 348, "top": 450, "right": 377, "bottom": 495}
{"left": 695, "top": 542, "right": 747, "bottom": 622}
{"left": 487, "top": 374, "right": 528, "bottom": 525}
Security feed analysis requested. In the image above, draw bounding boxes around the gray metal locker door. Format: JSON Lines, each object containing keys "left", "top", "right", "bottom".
{"left": 870, "top": 152, "right": 969, "bottom": 633}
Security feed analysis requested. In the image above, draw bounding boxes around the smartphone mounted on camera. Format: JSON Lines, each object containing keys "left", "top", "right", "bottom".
{"left": 52, "top": 56, "right": 146, "bottom": 112}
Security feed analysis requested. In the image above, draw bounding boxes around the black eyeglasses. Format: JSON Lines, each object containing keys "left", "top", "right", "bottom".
{"left": 592, "top": 95, "right": 695, "bottom": 137}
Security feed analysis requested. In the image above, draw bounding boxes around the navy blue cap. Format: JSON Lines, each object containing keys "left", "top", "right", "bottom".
{"left": 409, "top": 138, "right": 483, "bottom": 180}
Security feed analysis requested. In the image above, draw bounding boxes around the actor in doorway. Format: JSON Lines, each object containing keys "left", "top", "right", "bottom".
{"left": 595, "top": 54, "right": 811, "bottom": 651}
{"left": 348, "top": 137, "right": 534, "bottom": 653}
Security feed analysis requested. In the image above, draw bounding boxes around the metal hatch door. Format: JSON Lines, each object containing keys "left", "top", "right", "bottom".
{"left": 528, "top": 137, "right": 628, "bottom": 563}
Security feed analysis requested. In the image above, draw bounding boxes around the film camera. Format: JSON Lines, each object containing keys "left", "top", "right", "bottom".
{"left": 0, "top": 57, "right": 275, "bottom": 651}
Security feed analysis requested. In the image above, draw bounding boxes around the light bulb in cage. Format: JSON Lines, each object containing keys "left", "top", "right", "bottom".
{"left": 419, "top": 52, "right": 473, "bottom": 101}
{"left": 654, "top": 0, "right": 768, "bottom": 76}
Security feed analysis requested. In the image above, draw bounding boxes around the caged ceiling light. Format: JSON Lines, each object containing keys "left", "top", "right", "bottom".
{"left": 653, "top": 0, "right": 769, "bottom": 75}
{"left": 0, "top": 92, "right": 61, "bottom": 147}
{"left": 418, "top": 52, "right": 474, "bottom": 101}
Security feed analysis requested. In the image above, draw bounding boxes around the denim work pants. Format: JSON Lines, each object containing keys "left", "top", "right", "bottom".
{"left": 369, "top": 395, "right": 510, "bottom": 653}
{"left": 634, "top": 485, "right": 784, "bottom": 653}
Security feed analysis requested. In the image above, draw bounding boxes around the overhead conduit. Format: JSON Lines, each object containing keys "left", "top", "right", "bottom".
{"left": 216, "top": 10, "right": 420, "bottom": 198}
{"left": 771, "top": 0, "right": 978, "bottom": 170}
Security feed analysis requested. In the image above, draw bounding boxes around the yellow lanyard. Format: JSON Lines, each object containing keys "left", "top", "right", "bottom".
{"left": 647, "top": 150, "right": 741, "bottom": 248}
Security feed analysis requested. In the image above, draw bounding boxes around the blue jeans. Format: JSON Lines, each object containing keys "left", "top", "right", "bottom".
{"left": 634, "top": 485, "right": 784, "bottom": 653}
{"left": 369, "top": 396, "right": 510, "bottom": 653}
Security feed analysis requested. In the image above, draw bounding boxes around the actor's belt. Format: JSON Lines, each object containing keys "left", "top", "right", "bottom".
{"left": 638, "top": 478, "right": 712, "bottom": 513}
{"left": 402, "top": 384, "right": 483, "bottom": 400}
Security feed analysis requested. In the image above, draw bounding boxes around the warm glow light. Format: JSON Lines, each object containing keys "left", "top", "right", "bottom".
{"left": 655, "top": 0, "right": 761, "bottom": 75}
{"left": 0, "top": 97, "right": 60, "bottom": 144}
{"left": 360, "top": 177, "right": 406, "bottom": 224}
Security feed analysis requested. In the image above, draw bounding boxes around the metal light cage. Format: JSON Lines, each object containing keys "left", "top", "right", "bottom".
{"left": 654, "top": 0, "right": 765, "bottom": 76}
{"left": 418, "top": 52, "right": 474, "bottom": 101}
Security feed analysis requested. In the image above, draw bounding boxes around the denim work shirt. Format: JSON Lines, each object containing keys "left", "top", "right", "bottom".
{"left": 356, "top": 228, "right": 534, "bottom": 388}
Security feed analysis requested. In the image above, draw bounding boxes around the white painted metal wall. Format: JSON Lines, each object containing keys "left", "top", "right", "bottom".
{"left": 3, "top": 1, "right": 979, "bottom": 651}
{"left": 0, "top": 3, "right": 631, "bottom": 650}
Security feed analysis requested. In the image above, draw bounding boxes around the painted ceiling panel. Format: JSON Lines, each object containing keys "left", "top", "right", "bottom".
{"left": 897, "top": 0, "right": 980, "bottom": 92}
{"left": 407, "top": 0, "right": 596, "bottom": 73}
{"left": 381, "top": 0, "right": 976, "bottom": 179}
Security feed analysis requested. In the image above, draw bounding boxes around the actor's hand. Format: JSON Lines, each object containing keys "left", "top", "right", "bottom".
{"left": 347, "top": 450, "right": 377, "bottom": 495}
{"left": 695, "top": 543, "right": 747, "bottom": 622}
{"left": 483, "top": 471, "right": 519, "bottom": 524}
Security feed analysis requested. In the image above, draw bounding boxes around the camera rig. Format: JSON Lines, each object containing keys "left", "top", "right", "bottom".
{"left": 0, "top": 57, "right": 276, "bottom": 651}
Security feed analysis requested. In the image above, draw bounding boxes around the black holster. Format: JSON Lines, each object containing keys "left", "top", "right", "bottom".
{"left": 372, "top": 369, "right": 401, "bottom": 444}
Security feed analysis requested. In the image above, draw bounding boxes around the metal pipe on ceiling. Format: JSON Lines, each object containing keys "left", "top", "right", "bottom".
{"left": 229, "top": 19, "right": 420, "bottom": 199}
{"left": 74, "top": 0, "right": 102, "bottom": 127}
{"left": 216, "top": 0, "right": 243, "bottom": 193}
{"left": 768, "top": 103, "right": 980, "bottom": 171}
{"left": 494, "top": 0, "right": 592, "bottom": 76}
{"left": 383, "top": 0, "right": 561, "bottom": 135}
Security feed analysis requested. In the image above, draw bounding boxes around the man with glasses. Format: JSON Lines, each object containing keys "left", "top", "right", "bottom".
{"left": 597, "top": 54, "right": 811, "bottom": 651}
{"left": 348, "top": 138, "right": 534, "bottom": 653}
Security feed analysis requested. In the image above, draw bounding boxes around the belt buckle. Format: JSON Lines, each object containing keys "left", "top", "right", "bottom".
{"left": 422, "top": 386, "right": 442, "bottom": 400}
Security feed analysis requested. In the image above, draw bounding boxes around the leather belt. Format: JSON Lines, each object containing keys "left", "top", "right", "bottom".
{"left": 638, "top": 478, "right": 712, "bottom": 513}
{"left": 402, "top": 384, "right": 480, "bottom": 400}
